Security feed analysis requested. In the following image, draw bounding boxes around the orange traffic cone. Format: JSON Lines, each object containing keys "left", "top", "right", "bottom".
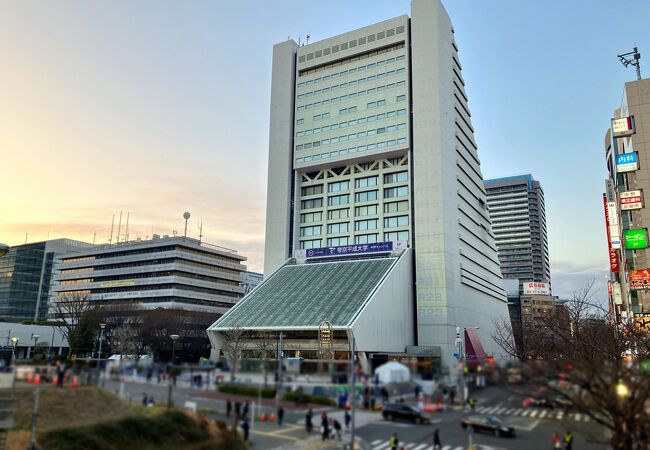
{"left": 26, "top": 374, "right": 33, "bottom": 383}
{"left": 260, "top": 413, "right": 267, "bottom": 422}
{"left": 52, "top": 376, "right": 58, "bottom": 386}
{"left": 269, "top": 413, "right": 276, "bottom": 423}
{"left": 71, "top": 375, "right": 79, "bottom": 388}
{"left": 34, "top": 374, "right": 41, "bottom": 385}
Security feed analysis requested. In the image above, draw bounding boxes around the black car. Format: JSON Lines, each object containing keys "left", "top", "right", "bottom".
{"left": 461, "top": 416, "right": 516, "bottom": 437}
{"left": 382, "top": 403, "right": 430, "bottom": 424}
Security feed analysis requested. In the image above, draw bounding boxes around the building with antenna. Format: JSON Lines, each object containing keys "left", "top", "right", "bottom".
{"left": 0, "top": 239, "right": 92, "bottom": 322}
{"left": 209, "top": 0, "right": 510, "bottom": 373}
{"left": 50, "top": 236, "right": 247, "bottom": 317}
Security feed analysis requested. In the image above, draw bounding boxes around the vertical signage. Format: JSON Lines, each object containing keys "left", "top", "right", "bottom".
{"left": 603, "top": 194, "right": 619, "bottom": 273}
{"left": 607, "top": 201, "right": 621, "bottom": 249}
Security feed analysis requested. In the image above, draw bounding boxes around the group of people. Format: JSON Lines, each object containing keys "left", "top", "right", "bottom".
{"left": 226, "top": 399, "right": 252, "bottom": 442}
{"left": 552, "top": 430, "right": 573, "bottom": 450}
{"left": 389, "top": 430, "right": 442, "bottom": 450}
{"left": 140, "top": 393, "right": 155, "bottom": 407}
{"left": 304, "top": 409, "right": 350, "bottom": 441}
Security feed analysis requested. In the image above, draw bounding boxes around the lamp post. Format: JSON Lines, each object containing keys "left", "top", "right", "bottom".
{"left": 167, "top": 334, "right": 180, "bottom": 409}
{"left": 11, "top": 337, "right": 19, "bottom": 365}
{"left": 96, "top": 323, "right": 106, "bottom": 385}
{"left": 31, "top": 334, "right": 40, "bottom": 361}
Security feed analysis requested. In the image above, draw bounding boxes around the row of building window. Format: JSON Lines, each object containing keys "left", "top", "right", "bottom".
{"left": 298, "top": 108, "right": 407, "bottom": 136}
{"left": 302, "top": 216, "right": 409, "bottom": 236}
{"left": 300, "top": 200, "right": 409, "bottom": 222}
{"left": 301, "top": 186, "right": 408, "bottom": 210}
{"left": 301, "top": 172, "right": 406, "bottom": 197}
{"left": 299, "top": 230, "right": 409, "bottom": 249}
{"left": 296, "top": 81, "right": 406, "bottom": 112}
{"left": 296, "top": 123, "right": 407, "bottom": 151}
{"left": 298, "top": 53, "right": 406, "bottom": 85}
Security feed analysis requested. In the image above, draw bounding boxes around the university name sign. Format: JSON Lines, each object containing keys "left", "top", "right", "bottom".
{"left": 612, "top": 116, "right": 635, "bottom": 138}
{"left": 295, "top": 240, "right": 407, "bottom": 259}
{"left": 616, "top": 152, "right": 639, "bottom": 173}
{"left": 620, "top": 190, "right": 643, "bottom": 210}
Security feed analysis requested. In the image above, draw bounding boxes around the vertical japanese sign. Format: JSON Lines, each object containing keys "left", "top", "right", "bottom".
{"left": 604, "top": 194, "right": 619, "bottom": 273}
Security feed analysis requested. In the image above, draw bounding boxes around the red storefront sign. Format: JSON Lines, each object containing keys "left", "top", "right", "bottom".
{"left": 630, "top": 270, "right": 650, "bottom": 290}
{"left": 604, "top": 194, "right": 620, "bottom": 273}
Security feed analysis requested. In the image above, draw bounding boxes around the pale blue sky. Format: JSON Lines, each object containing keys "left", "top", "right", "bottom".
{"left": 1, "top": 0, "right": 648, "bottom": 298}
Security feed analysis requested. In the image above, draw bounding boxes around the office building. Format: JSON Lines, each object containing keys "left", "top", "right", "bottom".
{"left": 50, "top": 236, "right": 247, "bottom": 317}
{"left": 242, "top": 271, "right": 263, "bottom": 294}
{"left": 210, "top": 0, "right": 509, "bottom": 371}
{"left": 484, "top": 175, "right": 551, "bottom": 289}
{"left": 0, "top": 239, "right": 91, "bottom": 322}
{"left": 603, "top": 77, "right": 650, "bottom": 318}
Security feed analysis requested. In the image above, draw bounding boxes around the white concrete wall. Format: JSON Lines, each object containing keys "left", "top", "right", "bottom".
{"left": 264, "top": 40, "right": 299, "bottom": 275}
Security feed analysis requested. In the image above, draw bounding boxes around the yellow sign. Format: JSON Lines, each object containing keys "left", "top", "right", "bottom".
{"left": 100, "top": 280, "right": 136, "bottom": 288}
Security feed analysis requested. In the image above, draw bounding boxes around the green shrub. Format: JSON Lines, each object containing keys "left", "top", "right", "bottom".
{"left": 283, "top": 391, "right": 336, "bottom": 406}
{"left": 218, "top": 384, "right": 276, "bottom": 399}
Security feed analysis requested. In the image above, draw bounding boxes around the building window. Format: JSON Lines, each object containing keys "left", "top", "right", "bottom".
{"left": 301, "top": 198, "right": 323, "bottom": 210}
{"left": 354, "top": 190, "right": 378, "bottom": 202}
{"left": 327, "top": 222, "right": 349, "bottom": 234}
{"left": 297, "top": 118, "right": 304, "bottom": 125}
{"left": 328, "top": 194, "right": 350, "bottom": 206}
{"left": 300, "top": 239, "right": 322, "bottom": 249}
{"left": 384, "top": 186, "right": 408, "bottom": 198}
{"left": 384, "top": 171, "right": 408, "bottom": 184}
{"left": 328, "top": 237, "right": 349, "bottom": 246}
{"left": 355, "top": 205, "right": 378, "bottom": 216}
{"left": 384, "top": 231, "right": 409, "bottom": 242}
{"left": 355, "top": 219, "right": 378, "bottom": 231}
{"left": 384, "top": 200, "right": 409, "bottom": 213}
{"left": 300, "top": 225, "right": 322, "bottom": 237}
{"left": 328, "top": 181, "right": 349, "bottom": 193}
{"left": 355, "top": 176, "right": 378, "bottom": 189}
{"left": 328, "top": 208, "right": 350, "bottom": 220}
{"left": 301, "top": 185, "right": 323, "bottom": 196}
{"left": 396, "top": 95, "right": 406, "bottom": 102}
{"left": 384, "top": 216, "right": 409, "bottom": 228}
{"left": 355, "top": 234, "right": 378, "bottom": 244}
{"left": 300, "top": 212, "right": 323, "bottom": 223}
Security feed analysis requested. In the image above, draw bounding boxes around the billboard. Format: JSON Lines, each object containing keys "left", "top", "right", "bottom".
{"left": 607, "top": 201, "right": 621, "bottom": 249}
{"left": 616, "top": 152, "right": 639, "bottom": 173}
{"left": 603, "top": 194, "right": 620, "bottom": 272}
{"left": 630, "top": 269, "right": 650, "bottom": 290}
{"left": 612, "top": 116, "right": 635, "bottom": 138}
{"left": 620, "top": 190, "right": 643, "bottom": 210}
{"left": 624, "top": 229, "right": 648, "bottom": 249}
{"left": 523, "top": 282, "right": 550, "bottom": 295}
{"left": 294, "top": 240, "right": 407, "bottom": 260}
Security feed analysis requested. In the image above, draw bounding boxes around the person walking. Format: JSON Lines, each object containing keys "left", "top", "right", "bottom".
{"left": 389, "top": 432, "right": 399, "bottom": 450}
{"left": 433, "top": 429, "right": 442, "bottom": 450}
{"left": 321, "top": 413, "right": 330, "bottom": 441}
{"left": 234, "top": 401, "right": 241, "bottom": 419}
{"left": 344, "top": 409, "right": 351, "bottom": 431}
{"left": 226, "top": 399, "right": 232, "bottom": 418}
{"left": 305, "top": 409, "right": 313, "bottom": 433}
{"left": 449, "top": 389, "right": 455, "bottom": 405}
{"left": 241, "top": 417, "right": 250, "bottom": 442}
{"left": 333, "top": 419, "right": 342, "bottom": 441}
{"left": 242, "top": 401, "right": 249, "bottom": 419}
{"left": 564, "top": 430, "right": 573, "bottom": 450}
{"left": 277, "top": 405, "right": 284, "bottom": 426}
{"left": 552, "top": 432, "right": 562, "bottom": 449}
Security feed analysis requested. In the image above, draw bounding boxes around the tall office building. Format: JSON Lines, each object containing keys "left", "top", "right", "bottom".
{"left": 603, "top": 77, "right": 650, "bottom": 317}
{"left": 484, "top": 175, "right": 551, "bottom": 288}
{"left": 211, "top": 0, "right": 509, "bottom": 370}
{"left": 0, "top": 239, "right": 92, "bottom": 322}
{"left": 51, "top": 236, "right": 247, "bottom": 317}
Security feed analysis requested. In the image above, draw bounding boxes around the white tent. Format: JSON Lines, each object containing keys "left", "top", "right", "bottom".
{"left": 374, "top": 361, "right": 411, "bottom": 384}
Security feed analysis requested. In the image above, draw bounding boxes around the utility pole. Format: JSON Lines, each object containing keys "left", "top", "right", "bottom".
{"left": 275, "top": 332, "right": 284, "bottom": 413}
{"left": 618, "top": 47, "right": 642, "bottom": 81}
{"left": 347, "top": 331, "right": 356, "bottom": 450}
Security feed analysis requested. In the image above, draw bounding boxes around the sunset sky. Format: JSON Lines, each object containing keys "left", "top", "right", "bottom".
{"left": 1, "top": 1, "right": 649, "bottom": 296}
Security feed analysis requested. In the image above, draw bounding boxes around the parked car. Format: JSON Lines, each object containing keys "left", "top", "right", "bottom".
{"left": 382, "top": 403, "right": 430, "bottom": 424}
{"left": 461, "top": 416, "right": 516, "bottom": 437}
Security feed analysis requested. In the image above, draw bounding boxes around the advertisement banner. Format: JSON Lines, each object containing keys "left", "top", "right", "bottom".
{"left": 603, "top": 194, "right": 620, "bottom": 273}
{"left": 630, "top": 269, "right": 650, "bottom": 290}
{"left": 612, "top": 282, "right": 622, "bottom": 305}
{"left": 612, "top": 116, "right": 635, "bottom": 138}
{"left": 295, "top": 240, "right": 407, "bottom": 260}
{"left": 620, "top": 190, "right": 643, "bottom": 210}
{"left": 624, "top": 229, "right": 648, "bottom": 249}
{"left": 523, "top": 282, "right": 550, "bottom": 296}
{"left": 616, "top": 152, "right": 639, "bottom": 173}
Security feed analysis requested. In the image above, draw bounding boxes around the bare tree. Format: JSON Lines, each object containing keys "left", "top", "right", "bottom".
{"left": 221, "top": 326, "right": 248, "bottom": 383}
{"left": 110, "top": 325, "right": 139, "bottom": 360}
{"left": 253, "top": 332, "right": 277, "bottom": 388}
{"left": 51, "top": 294, "right": 98, "bottom": 342}
{"left": 492, "top": 279, "right": 650, "bottom": 449}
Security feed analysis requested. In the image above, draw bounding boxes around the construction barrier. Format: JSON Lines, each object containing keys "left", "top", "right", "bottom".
{"left": 71, "top": 375, "right": 79, "bottom": 388}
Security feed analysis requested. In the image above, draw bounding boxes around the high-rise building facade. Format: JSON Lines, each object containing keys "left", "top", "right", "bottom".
{"left": 50, "top": 236, "right": 247, "bottom": 317}
{"left": 484, "top": 175, "right": 551, "bottom": 288}
{"left": 603, "top": 77, "right": 650, "bottom": 317}
{"left": 255, "top": 0, "right": 509, "bottom": 366}
{"left": 0, "top": 239, "right": 92, "bottom": 322}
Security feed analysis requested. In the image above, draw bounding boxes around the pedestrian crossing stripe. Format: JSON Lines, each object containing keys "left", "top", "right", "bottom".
{"left": 370, "top": 445, "right": 467, "bottom": 450}
{"left": 468, "top": 407, "right": 592, "bottom": 423}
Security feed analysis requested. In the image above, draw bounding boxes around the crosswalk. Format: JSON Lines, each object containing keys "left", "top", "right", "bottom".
{"left": 369, "top": 441, "right": 495, "bottom": 450}
{"left": 473, "top": 405, "right": 590, "bottom": 422}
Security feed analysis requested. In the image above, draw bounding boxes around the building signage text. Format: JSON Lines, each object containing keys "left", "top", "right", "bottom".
{"left": 620, "top": 190, "right": 643, "bottom": 210}
{"left": 616, "top": 152, "right": 639, "bottom": 173}
{"left": 523, "top": 282, "right": 550, "bottom": 296}
{"left": 624, "top": 229, "right": 648, "bottom": 250}
{"left": 630, "top": 269, "right": 650, "bottom": 290}
{"left": 612, "top": 116, "right": 635, "bottom": 138}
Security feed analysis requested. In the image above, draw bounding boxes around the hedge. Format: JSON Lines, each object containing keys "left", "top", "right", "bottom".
{"left": 283, "top": 391, "right": 336, "bottom": 406}
{"left": 218, "top": 384, "right": 276, "bottom": 399}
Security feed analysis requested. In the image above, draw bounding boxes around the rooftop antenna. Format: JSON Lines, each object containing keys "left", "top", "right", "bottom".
{"left": 93, "top": 233, "right": 96, "bottom": 245}
{"left": 183, "top": 212, "right": 191, "bottom": 238}
{"left": 198, "top": 219, "right": 204, "bottom": 244}
{"left": 306, "top": 33, "right": 311, "bottom": 45}
{"left": 25, "top": 233, "right": 28, "bottom": 244}
{"left": 124, "top": 212, "right": 130, "bottom": 242}
{"left": 618, "top": 47, "right": 642, "bottom": 80}
{"left": 116, "top": 211, "right": 123, "bottom": 244}
{"left": 109, "top": 214, "right": 114, "bottom": 244}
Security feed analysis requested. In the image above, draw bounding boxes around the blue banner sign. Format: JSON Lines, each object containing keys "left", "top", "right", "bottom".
{"left": 616, "top": 152, "right": 638, "bottom": 173}
{"left": 299, "top": 241, "right": 405, "bottom": 259}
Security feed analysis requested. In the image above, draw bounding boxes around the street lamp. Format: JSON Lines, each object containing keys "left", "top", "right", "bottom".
{"left": 616, "top": 380, "right": 630, "bottom": 398}
{"left": 31, "top": 335, "right": 40, "bottom": 361}
{"left": 167, "top": 334, "right": 180, "bottom": 409}
{"left": 96, "top": 323, "right": 106, "bottom": 385}
{"left": 11, "top": 337, "right": 19, "bottom": 364}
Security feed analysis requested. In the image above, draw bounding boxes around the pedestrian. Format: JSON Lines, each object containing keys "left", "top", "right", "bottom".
{"left": 371, "top": 396, "right": 376, "bottom": 410}
{"left": 389, "top": 432, "right": 399, "bottom": 450}
{"left": 552, "top": 431, "right": 562, "bottom": 449}
{"left": 277, "top": 405, "right": 284, "bottom": 426}
{"left": 414, "top": 384, "right": 421, "bottom": 398}
{"left": 381, "top": 387, "right": 389, "bottom": 403}
{"left": 226, "top": 399, "right": 232, "bottom": 418}
{"left": 321, "top": 413, "right": 330, "bottom": 441}
{"left": 142, "top": 393, "right": 148, "bottom": 407}
{"left": 56, "top": 360, "right": 66, "bottom": 388}
{"left": 242, "top": 401, "right": 249, "bottom": 419}
{"left": 147, "top": 397, "right": 155, "bottom": 407}
{"left": 564, "top": 430, "right": 573, "bottom": 450}
{"left": 333, "top": 419, "right": 342, "bottom": 441}
{"left": 344, "top": 409, "right": 351, "bottom": 431}
{"left": 241, "top": 417, "right": 250, "bottom": 442}
{"left": 305, "top": 409, "right": 313, "bottom": 433}
{"left": 433, "top": 428, "right": 441, "bottom": 450}
{"left": 449, "top": 389, "right": 455, "bottom": 405}
{"left": 234, "top": 401, "right": 241, "bottom": 419}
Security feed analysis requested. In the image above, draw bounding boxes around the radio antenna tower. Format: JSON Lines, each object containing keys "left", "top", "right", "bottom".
{"left": 618, "top": 47, "right": 642, "bottom": 80}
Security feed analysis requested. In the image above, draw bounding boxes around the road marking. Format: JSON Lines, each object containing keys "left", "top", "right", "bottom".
{"left": 505, "top": 408, "right": 515, "bottom": 414}
{"left": 529, "top": 409, "right": 539, "bottom": 418}
{"left": 494, "top": 407, "right": 506, "bottom": 414}
{"left": 513, "top": 408, "right": 523, "bottom": 415}
{"left": 574, "top": 413, "right": 582, "bottom": 422}
{"left": 441, "top": 446, "right": 452, "bottom": 450}
{"left": 513, "top": 419, "right": 541, "bottom": 432}
{"left": 556, "top": 411, "right": 564, "bottom": 420}
{"left": 521, "top": 409, "right": 530, "bottom": 416}
{"left": 476, "top": 406, "right": 488, "bottom": 413}
{"left": 412, "top": 444, "right": 428, "bottom": 450}
{"left": 538, "top": 410, "right": 547, "bottom": 418}
{"left": 405, "top": 444, "right": 416, "bottom": 449}
{"left": 371, "top": 440, "right": 382, "bottom": 445}
{"left": 485, "top": 406, "right": 498, "bottom": 414}
{"left": 373, "top": 442, "right": 390, "bottom": 450}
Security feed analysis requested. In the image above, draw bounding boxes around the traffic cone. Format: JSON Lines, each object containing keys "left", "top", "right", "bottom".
{"left": 71, "top": 375, "right": 79, "bottom": 388}
{"left": 26, "top": 374, "right": 33, "bottom": 383}
{"left": 269, "top": 413, "right": 276, "bottom": 423}
{"left": 34, "top": 374, "right": 41, "bottom": 385}
{"left": 260, "top": 413, "right": 267, "bottom": 422}
{"left": 52, "top": 376, "right": 58, "bottom": 386}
